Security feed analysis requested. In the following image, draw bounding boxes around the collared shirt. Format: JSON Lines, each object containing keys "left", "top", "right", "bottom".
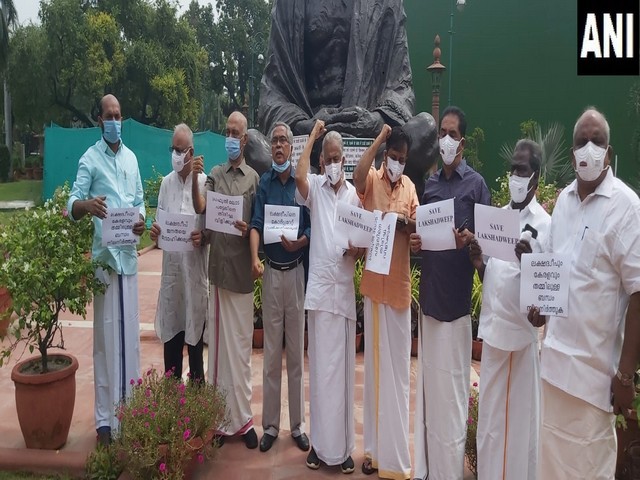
{"left": 296, "top": 174, "right": 360, "bottom": 320}
{"left": 250, "top": 167, "right": 311, "bottom": 264}
{"left": 358, "top": 167, "right": 419, "bottom": 309}
{"left": 541, "top": 168, "right": 640, "bottom": 412}
{"left": 205, "top": 160, "right": 259, "bottom": 294}
{"left": 67, "top": 138, "right": 145, "bottom": 275}
{"left": 155, "top": 171, "right": 208, "bottom": 345}
{"left": 419, "top": 160, "right": 491, "bottom": 321}
{"left": 478, "top": 197, "right": 551, "bottom": 351}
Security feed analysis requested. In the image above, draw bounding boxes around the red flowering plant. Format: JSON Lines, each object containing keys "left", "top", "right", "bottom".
{"left": 114, "top": 368, "right": 227, "bottom": 479}
{"left": 465, "top": 381, "right": 480, "bottom": 479}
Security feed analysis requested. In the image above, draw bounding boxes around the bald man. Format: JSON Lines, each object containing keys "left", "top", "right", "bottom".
{"left": 528, "top": 108, "right": 640, "bottom": 479}
{"left": 192, "top": 111, "right": 260, "bottom": 449}
{"left": 67, "top": 94, "right": 145, "bottom": 445}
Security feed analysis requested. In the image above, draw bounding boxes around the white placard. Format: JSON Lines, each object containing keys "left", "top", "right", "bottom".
{"left": 343, "top": 138, "right": 374, "bottom": 180}
{"left": 520, "top": 253, "right": 570, "bottom": 317}
{"left": 416, "top": 199, "right": 456, "bottom": 251}
{"left": 156, "top": 209, "right": 195, "bottom": 252}
{"left": 474, "top": 204, "right": 521, "bottom": 262}
{"left": 334, "top": 201, "right": 376, "bottom": 249}
{"left": 263, "top": 205, "right": 300, "bottom": 245}
{"left": 101, "top": 207, "right": 140, "bottom": 247}
{"left": 365, "top": 210, "right": 397, "bottom": 275}
{"left": 290, "top": 135, "right": 308, "bottom": 168}
{"left": 205, "top": 191, "right": 243, "bottom": 236}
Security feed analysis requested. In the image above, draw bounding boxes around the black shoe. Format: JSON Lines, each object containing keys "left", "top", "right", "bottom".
{"left": 259, "top": 433, "right": 277, "bottom": 452}
{"left": 96, "top": 426, "right": 111, "bottom": 447}
{"left": 293, "top": 432, "right": 310, "bottom": 451}
{"left": 341, "top": 456, "right": 355, "bottom": 474}
{"left": 362, "top": 459, "right": 377, "bottom": 475}
{"left": 306, "top": 447, "right": 320, "bottom": 470}
{"left": 242, "top": 428, "right": 258, "bottom": 449}
{"left": 213, "top": 434, "right": 225, "bottom": 448}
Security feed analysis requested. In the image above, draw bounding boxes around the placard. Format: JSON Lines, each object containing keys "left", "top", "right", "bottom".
{"left": 520, "top": 253, "right": 570, "bottom": 317}
{"left": 101, "top": 207, "right": 140, "bottom": 247}
{"left": 263, "top": 205, "right": 300, "bottom": 245}
{"left": 156, "top": 209, "right": 196, "bottom": 252}
{"left": 365, "top": 211, "right": 397, "bottom": 275}
{"left": 205, "top": 191, "right": 243, "bottom": 236}
{"left": 334, "top": 201, "right": 376, "bottom": 249}
{"left": 416, "top": 199, "right": 456, "bottom": 251}
{"left": 290, "top": 135, "right": 308, "bottom": 168}
{"left": 343, "top": 138, "right": 374, "bottom": 180}
{"left": 474, "top": 204, "right": 520, "bottom": 262}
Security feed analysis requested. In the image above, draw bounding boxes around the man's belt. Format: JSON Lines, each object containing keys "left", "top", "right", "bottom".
{"left": 265, "top": 256, "right": 303, "bottom": 271}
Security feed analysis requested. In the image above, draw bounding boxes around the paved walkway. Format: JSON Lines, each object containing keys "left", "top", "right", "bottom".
{"left": 0, "top": 200, "right": 35, "bottom": 210}
{"left": 0, "top": 247, "right": 478, "bottom": 479}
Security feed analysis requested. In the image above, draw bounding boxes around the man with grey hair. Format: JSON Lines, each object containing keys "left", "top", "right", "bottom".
{"left": 249, "top": 121, "right": 311, "bottom": 453}
{"left": 295, "top": 120, "right": 363, "bottom": 474}
{"left": 528, "top": 108, "right": 640, "bottom": 479}
{"left": 150, "top": 123, "right": 208, "bottom": 382}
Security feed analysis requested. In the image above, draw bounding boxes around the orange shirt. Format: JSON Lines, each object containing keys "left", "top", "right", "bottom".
{"left": 358, "top": 167, "right": 419, "bottom": 309}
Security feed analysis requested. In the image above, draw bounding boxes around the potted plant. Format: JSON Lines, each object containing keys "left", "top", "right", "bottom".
{"left": 410, "top": 263, "right": 421, "bottom": 357}
{"left": 470, "top": 271, "right": 483, "bottom": 361}
{"left": 353, "top": 258, "right": 364, "bottom": 352}
{"left": 0, "top": 183, "right": 106, "bottom": 449}
{"left": 616, "top": 367, "right": 640, "bottom": 479}
{"left": 253, "top": 266, "right": 264, "bottom": 349}
{"left": 465, "top": 381, "right": 480, "bottom": 479}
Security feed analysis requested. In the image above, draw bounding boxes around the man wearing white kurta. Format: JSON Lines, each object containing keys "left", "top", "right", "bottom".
{"left": 150, "top": 124, "right": 208, "bottom": 381}
{"left": 469, "top": 140, "right": 550, "bottom": 480}
{"left": 528, "top": 108, "right": 640, "bottom": 479}
{"left": 295, "top": 120, "right": 362, "bottom": 474}
{"left": 67, "top": 94, "right": 145, "bottom": 446}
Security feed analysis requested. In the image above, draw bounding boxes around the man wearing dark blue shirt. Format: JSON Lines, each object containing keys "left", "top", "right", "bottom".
{"left": 409, "top": 106, "right": 491, "bottom": 480}
{"left": 249, "top": 122, "right": 311, "bottom": 454}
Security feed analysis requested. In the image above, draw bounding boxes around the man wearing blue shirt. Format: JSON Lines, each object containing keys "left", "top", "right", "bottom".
{"left": 67, "top": 94, "right": 145, "bottom": 446}
{"left": 249, "top": 122, "right": 311, "bottom": 453}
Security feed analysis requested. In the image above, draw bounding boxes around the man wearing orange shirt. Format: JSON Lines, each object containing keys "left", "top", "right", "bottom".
{"left": 353, "top": 124, "right": 419, "bottom": 479}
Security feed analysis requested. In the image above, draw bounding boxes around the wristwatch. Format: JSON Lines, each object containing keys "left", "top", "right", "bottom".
{"left": 616, "top": 369, "right": 634, "bottom": 387}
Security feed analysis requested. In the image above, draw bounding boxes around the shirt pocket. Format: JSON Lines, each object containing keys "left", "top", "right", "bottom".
{"left": 576, "top": 228, "right": 604, "bottom": 273}
{"left": 119, "top": 167, "right": 137, "bottom": 203}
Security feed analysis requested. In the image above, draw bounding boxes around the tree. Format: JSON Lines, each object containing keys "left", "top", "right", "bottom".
{"left": 1, "top": 0, "right": 17, "bottom": 179}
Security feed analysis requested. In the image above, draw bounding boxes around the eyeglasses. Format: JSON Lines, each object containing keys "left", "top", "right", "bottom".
{"left": 169, "top": 146, "right": 191, "bottom": 154}
{"left": 271, "top": 136, "right": 290, "bottom": 146}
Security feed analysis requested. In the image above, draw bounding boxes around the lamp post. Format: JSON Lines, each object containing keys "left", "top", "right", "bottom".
{"left": 447, "top": 0, "right": 466, "bottom": 106}
{"left": 427, "top": 35, "right": 446, "bottom": 129}
{"left": 248, "top": 33, "right": 265, "bottom": 128}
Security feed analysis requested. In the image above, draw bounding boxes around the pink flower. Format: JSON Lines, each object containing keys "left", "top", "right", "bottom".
{"left": 183, "top": 429, "right": 191, "bottom": 440}
{"left": 197, "top": 453, "right": 204, "bottom": 464}
{"left": 178, "top": 383, "right": 186, "bottom": 394}
{"left": 130, "top": 379, "right": 135, "bottom": 385}
{"left": 473, "top": 382, "right": 478, "bottom": 387}
{"left": 180, "top": 397, "right": 186, "bottom": 406}
{"left": 137, "top": 378, "right": 143, "bottom": 386}
{"left": 145, "top": 389, "right": 151, "bottom": 398}
{"left": 159, "top": 463, "right": 166, "bottom": 472}
{"left": 143, "top": 406, "right": 149, "bottom": 414}
{"left": 467, "top": 418, "right": 474, "bottom": 425}
{"left": 62, "top": 208, "right": 68, "bottom": 217}
{"left": 183, "top": 417, "right": 190, "bottom": 424}
{"left": 147, "top": 368, "right": 153, "bottom": 376}
{"left": 165, "top": 370, "right": 172, "bottom": 378}
{"left": 150, "top": 412, "right": 156, "bottom": 419}
{"left": 145, "top": 422, "right": 150, "bottom": 428}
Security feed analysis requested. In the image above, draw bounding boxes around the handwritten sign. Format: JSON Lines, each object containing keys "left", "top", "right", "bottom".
{"left": 102, "top": 208, "right": 140, "bottom": 247}
{"left": 156, "top": 209, "right": 195, "bottom": 252}
{"left": 520, "top": 253, "right": 570, "bottom": 317}
{"left": 263, "top": 205, "right": 300, "bottom": 245}
{"left": 290, "top": 135, "right": 309, "bottom": 168}
{"left": 474, "top": 204, "right": 520, "bottom": 262}
{"left": 343, "top": 138, "right": 374, "bottom": 180}
{"left": 365, "top": 211, "right": 397, "bottom": 275}
{"left": 416, "top": 199, "right": 456, "bottom": 251}
{"left": 334, "top": 201, "right": 375, "bottom": 249}
{"left": 205, "top": 191, "right": 243, "bottom": 236}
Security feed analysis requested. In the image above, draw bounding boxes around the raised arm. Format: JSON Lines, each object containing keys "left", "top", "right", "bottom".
{"left": 191, "top": 155, "right": 207, "bottom": 214}
{"left": 295, "top": 120, "right": 326, "bottom": 202}
{"left": 354, "top": 124, "right": 391, "bottom": 195}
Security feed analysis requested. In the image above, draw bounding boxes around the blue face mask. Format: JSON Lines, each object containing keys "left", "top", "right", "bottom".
{"left": 102, "top": 119, "right": 122, "bottom": 144}
{"left": 272, "top": 159, "right": 290, "bottom": 173}
{"left": 225, "top": 136, "right": 242, "bottom": 161}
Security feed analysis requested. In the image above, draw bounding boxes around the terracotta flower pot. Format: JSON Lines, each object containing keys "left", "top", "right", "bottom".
{"left": 471, "top": 338, "right": 483, "bottom": 361}
{"left": 11, "top": 353, "right": 79, "bottom": 449}
{"left": 355, "top": 332, "right": 363, "bottom": 353}
{"left": 411, "top": 336, "right": 419, "bottom": 357}
{"left": 252, "top": 328, "right": 264, "bottom": 349}
{"left": 0, "top": 287, "right": 12, "bottom": 337}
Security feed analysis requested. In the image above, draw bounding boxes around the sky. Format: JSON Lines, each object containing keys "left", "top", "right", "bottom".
{"left": 14, "top": 0, "right": 217, "bottom": 26}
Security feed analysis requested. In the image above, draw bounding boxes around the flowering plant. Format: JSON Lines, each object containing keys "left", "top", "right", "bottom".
{"left": 115, "top": 368, "right": 227, "bottom": 479}
{"left": 465, "top": 382, "right": 480, "bottom": 478}
{"left": 0, "top": 183, "right": 106, "bottom": 373}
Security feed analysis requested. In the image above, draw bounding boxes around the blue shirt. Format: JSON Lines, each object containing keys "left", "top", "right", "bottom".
{"left": 419, "top": 160, "right": 491, "bottom": 322}
{"left": 67, "top": 138, "right": 145, "bottom": 275}
{"left": 250, "top": 167, "right": 311, "bottom": 264}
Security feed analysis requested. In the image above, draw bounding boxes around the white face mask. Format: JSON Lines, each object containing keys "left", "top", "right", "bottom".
{"left": 509, "top": 172, "right": 534, "bottom": 204}
{"left": 439, "top": 135, "right": 461, "bottom": 166}
{"left": 171, "top": 150, "right": 190, "bottom": 173}
{"left": 574, "top": 141, "right": 608, "bottom": 182}
{"left": 386, "top": 158, "right": 405, "bottom": 183}
{"left": 325, "top": 161, "right": 343, "bottom": 186}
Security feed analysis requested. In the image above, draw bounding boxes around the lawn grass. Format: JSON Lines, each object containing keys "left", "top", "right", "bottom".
{"left": 0, "top": 472, "right": 73, "bottom": 480}
{"left": 0, "top": 180, "right": 43, "bottom": 204}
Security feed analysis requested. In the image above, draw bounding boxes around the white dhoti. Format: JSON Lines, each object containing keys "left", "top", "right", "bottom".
{"left": 538, "top": 380, "right": 616, "bottom": 480}
{"left": 363, "top": 298, "right": 411, "bottom": 479}
{"left": 93, "top": 270, "right": 140, "bottom": 430}
{"left": 477, "top": 342, "right": 539, "bottom": 480}
{"left": 308, "top": 309, "right": 355, "bottom": 466}
{"left": 414, "top": 314, "right": 471, "bottom": 480}
{"left": 208, "top": 286, "right": 254, "bottom": 436}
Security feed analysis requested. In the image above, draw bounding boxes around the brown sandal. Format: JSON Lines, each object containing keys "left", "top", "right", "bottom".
{"left": 362, "top": 459, "right": 377, "bottom": 475}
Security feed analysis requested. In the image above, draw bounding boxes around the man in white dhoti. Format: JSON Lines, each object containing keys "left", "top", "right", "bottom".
{"left": 150, "top": 124, "right": 208, "bottom": 381}
{"left": 468, "top": 139, "right": 550, "bottom": 480}
{"left": 67, "top": 94, "right": 145, "bottom": 446}
{"left": 528, "top": 108, "right": 640, "bottom": 480}
{"left": 192, "top": 112, "right": 260, "bottom": 448}
{"left": 295, "top": 120, "right": 362, "bottom": 474}
{"left": 353, "top": 124, "right": 418, "bottom": 479}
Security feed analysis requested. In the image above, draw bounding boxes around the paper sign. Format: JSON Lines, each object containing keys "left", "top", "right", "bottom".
{"left": 520, "top": 253, "right": 570, "bottom": 317}
{"left": 290, "top": 135, "right": 309, "bottom": 168}
{"left": 156, "top": 209, "right": 195, "bottom": 252}
{"left": 334, "top": 201, "right": 376, "bottom": 249}
{"left": 101, "top": 208, "right": 140, "bottom": 247}
{"left": 263, "top": 205, "right": 300, "bottom": 245}
{"left": 365, "top": 211, "right": 397, "bottom": 275}
{"left": 416, "top": 199, "right": 456, "bottom": 251}
{"left": 205, "top": 191, "right": 243, "bottom": 236}
{"left": 343, "top": 138, "right": 374, "bottom": 180}
{"left": 474, "top": 204, "right": 520, "bottom": 262}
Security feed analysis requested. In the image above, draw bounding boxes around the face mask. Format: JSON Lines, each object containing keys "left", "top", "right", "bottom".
{"left": 225, "top": 136, "right": 242, "bottom": 161}
{"left": 386, "top": 158, "right": 405, "bottom": 183}
{"left": 439, "top": 135, "right": 461, "bottom": 166}
{"left": 102, "top": 120, "right": 122, "bottom": 144}
{"left": 272, "top": 159, "right": 290, "bottom": 174}
{"left": 325, "top": 162, "right": 342, "bottom": 185}
{"left": 509, "top": 172, "right": 534, "bottom": 204}
{"left": 171, "top": 150, "right": 190, "bottom": 173}
{"left": 574, "top": 141, "right": 607, "bottom": 182}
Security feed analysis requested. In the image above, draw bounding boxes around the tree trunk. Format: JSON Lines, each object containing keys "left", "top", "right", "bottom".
{"left": 4, "top": 79, "right": 12, "bottom": 181}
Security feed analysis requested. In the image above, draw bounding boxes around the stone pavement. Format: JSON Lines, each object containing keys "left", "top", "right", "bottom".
{"left": 0, "top": 247, "right": 478, "bottom": 479}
